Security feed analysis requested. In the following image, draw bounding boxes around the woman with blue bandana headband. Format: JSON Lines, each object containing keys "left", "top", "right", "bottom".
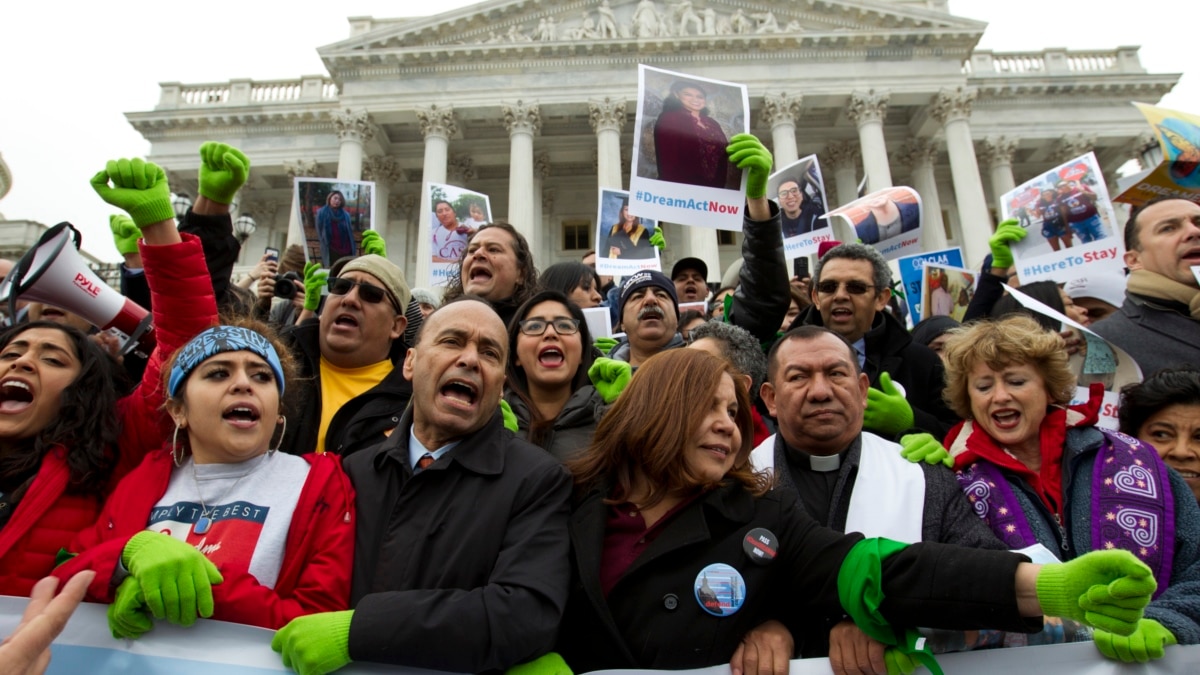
{"left": 54, "top": 317, "right": 355, "bottom": 634}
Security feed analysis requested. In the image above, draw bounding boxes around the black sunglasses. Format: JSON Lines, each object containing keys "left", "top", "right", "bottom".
{"left": 328, "top": 277, "right": 398, "bottom": 310}
{"left": 518, "top": 317, "right": 580, "bottom": 336}
{"left": 815, "top": 280, "right": 876, "bottom": 296}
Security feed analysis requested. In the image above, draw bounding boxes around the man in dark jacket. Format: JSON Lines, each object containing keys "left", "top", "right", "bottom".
{"left": 279, "top": 254, "right": 413, "bottom": 456}
{"left": 271, "top": 297, "right": 571, "bottom": 674}
{"left": 789, "top": 242, "right": 958, "bottom": 439}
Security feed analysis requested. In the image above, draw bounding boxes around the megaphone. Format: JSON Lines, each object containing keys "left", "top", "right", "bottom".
{"left": 0, "top": 222, "right": 154, "bottom": 356}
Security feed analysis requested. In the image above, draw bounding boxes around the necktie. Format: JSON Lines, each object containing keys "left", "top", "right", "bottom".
{"left": 416, "top": 453, "right": 435, "bottom": 471}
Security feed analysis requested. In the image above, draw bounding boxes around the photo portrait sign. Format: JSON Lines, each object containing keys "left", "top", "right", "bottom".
{"left": 1001, "top": 152, "right": 1122, "bottom": 284}
{"left": 825, "top": 186, "right": 923, "bottom": 261}
{"left": 920, "top": 263, "right": 976, "bottom": 322}
{"left": 595, "top": 188, "right": 662, "bottom": 276}
{"left": 768, "top": 156, "right": 832, "bottom": 258}
{"left": 1115, "top": 102, "right": 1200, "bottom": 208}
{"left": 293, "top": 178, "right": 376, "bottom": 268}
{"left": 428, "top": 182, "right": 493, "bottom": 288}
{"left": 629, "top": 64, "right": 749, "bottom": 231}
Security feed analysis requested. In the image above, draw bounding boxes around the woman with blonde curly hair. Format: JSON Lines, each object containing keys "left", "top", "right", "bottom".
{"left": 939, "top": 315, "right": 1200, "bottom": 662}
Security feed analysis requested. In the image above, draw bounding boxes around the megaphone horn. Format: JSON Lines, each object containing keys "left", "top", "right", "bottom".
{"left": 0, "top": 222, "right": 154, "bottom": 356}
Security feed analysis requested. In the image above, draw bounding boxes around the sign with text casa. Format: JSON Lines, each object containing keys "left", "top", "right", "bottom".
{"left": 1001, "top": 152, "right": 1123, "bottom": 284}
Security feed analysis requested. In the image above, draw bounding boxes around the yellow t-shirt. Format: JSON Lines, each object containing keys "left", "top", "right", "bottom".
{"left": 317, "top": 356, "right": 395, "bottom": 453}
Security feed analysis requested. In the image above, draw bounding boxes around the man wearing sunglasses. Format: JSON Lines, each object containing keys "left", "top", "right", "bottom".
{"left": 279, "top": 254, "right": 413, "bottom": 456}
{"left": 789, "top": 243, "right": 957, "bottom": 440}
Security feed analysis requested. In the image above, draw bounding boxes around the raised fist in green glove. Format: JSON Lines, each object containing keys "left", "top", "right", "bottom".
{"left": 588, "top": 357, "right": 632, "bottom": 404}
{"left": 649, "top": 229, "right": 666, "bottom": 251}
{"left": 1036, "top": 549, "right": 1156, "bottom": 636}
{"left": 899, "top": 432, "right": 951, "bottom": 467}
{"left": 506, "top": 652, "right": 573, "bottom": 675}
{"left": 197, "top": 142, "right": 250, "bottom": 205}
{"left": 360, "top": 230, "right": 386, "bottom": 257}
{"left": 593, "top": 336, "right": 619, "bottom": 356}
{"left": 500, "top": 398, "right": 519, "bottom": 433}
{"left": 90, "top": 158, "right": 175, "bottom": 228}
{"left": 1094, "top": 618, "right": 1176, "bottom": 663}
{"left": 988, "top": 219, "right": 1027, "bottom": 270}
{"left": 304, "top": 261, "right": 328, "bottom": 312}
{"left": 863, "top": 373, "right": 914, "bottom": 437}
{"left": 110, "top": 214, "right": 140, "bottom": 256}
{"left": 121, "top": 531, "right": 223, "bottom": 627}
{"left": 726, "top": 134, "right": 773, "bottom": 200}
{"left": 108, "top": 575, "right": 153, "bottom": 640}
{"left": 272, "top": 610, "right": 354, "bottom": 675}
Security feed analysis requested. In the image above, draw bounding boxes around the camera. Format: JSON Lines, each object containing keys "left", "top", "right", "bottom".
{"left": 274, "top": 271, "right": 303, "bottom": 299}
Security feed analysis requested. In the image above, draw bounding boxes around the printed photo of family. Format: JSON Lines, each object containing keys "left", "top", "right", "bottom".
{"left": 294, "top": 178, "right": 376, "bottom": 267}
{"left": 1003, "top": 153, "right": 1117, "bottom": 258}
{"left": 429, "top": 183, "right": 492, "bottom": 264}
{"left": 921, "top": 263, "right": 975, "bottom": 322}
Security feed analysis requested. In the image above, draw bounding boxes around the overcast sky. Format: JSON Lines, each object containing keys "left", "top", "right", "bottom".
{"left": 1, "top": 0, "right": 1193, "bottom": 261}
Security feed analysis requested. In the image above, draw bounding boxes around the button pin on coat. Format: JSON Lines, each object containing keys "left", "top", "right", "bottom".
{"left": 693, "top": 563, "right": 746, "bottom": 617}
{"left": 742, "top": 527, "right": 778, "bottom": 565}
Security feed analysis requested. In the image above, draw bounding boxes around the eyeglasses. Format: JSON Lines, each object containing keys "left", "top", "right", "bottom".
{"left": 777, "top": 188, "right": 801, "bottom": 198}
{"left": 519, "top": 317, "right": 580, "bottom": 336}
{"left": 815, "top": 280, "right": 876, "bottom": 296}
{"left": 328, "top": 277, "right": 397, "bottom": 309}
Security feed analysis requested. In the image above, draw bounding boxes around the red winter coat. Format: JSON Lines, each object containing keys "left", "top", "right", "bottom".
{"left": 55, "top": 451, "right": 355, "bottom": 629}
{"left": 0, "top": 234, "right": 217, "bottom": 596}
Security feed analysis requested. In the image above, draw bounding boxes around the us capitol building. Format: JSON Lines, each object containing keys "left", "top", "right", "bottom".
{"left": 127, "top": 0, "right": 1178, "bottom": 282}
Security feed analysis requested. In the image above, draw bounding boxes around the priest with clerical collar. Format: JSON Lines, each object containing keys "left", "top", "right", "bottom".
{"left": 750, "top": 325, "right": 1007, "bottom": 662}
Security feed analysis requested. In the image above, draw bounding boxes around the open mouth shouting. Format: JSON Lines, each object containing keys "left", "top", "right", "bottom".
{"left": 440, "top": 378, "right": 479, "bottom": 411}
{"left": 0, "top": 378, "right": 34, "bottom": 414}
{"left": 989, "top": 408, "right": 1022, "bottom": 431}
{"left": 222, "top": 402, "right": 262, "bottom": 429}
{"left": 330, "top": 312, "right": 360, "bottom": 332}
{"left": 537, "top": 345, "right": 565, "bottom": 368}
{"left": 638, "top": 306, "right": 665, "bottom": 322}
{"left": 468, "top": 263, "right": 494, "bottom": 286}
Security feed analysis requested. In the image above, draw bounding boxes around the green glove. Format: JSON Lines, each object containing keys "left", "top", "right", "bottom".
{"left": 883, "top": 647, "right": 917, "bottom": 675}
{"left": 899, "top": 432, "right": 951, "bottom": 468}
{"left": 500, "top": 399, "right": 519, "bottom": 433}
{"left": 863, "top": 373, "right": 914, "bottom": 436}
{"left": 197, "top": 142, "right": 250, "bottom": 205}
{"left": 304, "top": 261, "right": 328, "bottom": 312}
{"left": 726, "top": 133, "right": 774, "bottom": 199}
{"left": 988, "top": 219, "right": 1027, "bottom": 269}
{"left": 121, "top": 531, "right": 223, "bottom": 627}
{"left": 1094, "top": 618, "right": 1176, "bottom": 663}
{"left": 593, "top": 336, "right": 619, "bottom": 355}
{"left": 108, "top": 575, "right": 154, "bottom": 640}
{"left": 588, "top": 357, "right": 632, "bottom": 404}
{"left": 506, "top": 652, "right": 573, "bottom": 675}
{"left": 1036, "top": 549, "right": 1156, "bottom": 636}
{"left": 90, "top": 158, "right": 175, "bottom": 228}
{"left": 110, "top": 214, "right": 140, "bottom": 256}
{"left": 649, "top": 229, "right": 666, "bottom": 251}
{"left": 360, "top": 230, "right": 386, "bottom": 256}
{"left": 272, "top": 610, "right": 353, "bottom": 675}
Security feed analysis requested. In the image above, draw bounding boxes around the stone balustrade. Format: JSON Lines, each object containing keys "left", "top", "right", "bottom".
{"left": 157, "top": 76, "right": 340, "bottom": 109}
{"left": 965, "top": 46, "right": 1145, "bottom": 76}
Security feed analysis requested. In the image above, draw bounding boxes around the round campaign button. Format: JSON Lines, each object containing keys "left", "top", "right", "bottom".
{"left": 742, "top": 528, "right": 778, "bottom": 565}
{"left": 693, "top": 563, "right": 746, "bottom": 617}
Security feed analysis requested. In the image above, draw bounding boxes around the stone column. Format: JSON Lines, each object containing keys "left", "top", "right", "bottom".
{"left": 534, "top": 152, "right": 551, "bottom": 264}
{"left": 362, "top": 155, "right": 404, "bottom": 244}
{"left": 415, "top": 104, "right": 458, "bottom": 288}
{"left": 330, "top": 109, "right": 375, "bottom": 181}
{"left": 761, "top": 93, "right": 802, "bottom": 167}
{"left": 589, "top": 97, "right": 626, "bottom": 190}
{"left": 896, "top": 138, "right": 947, "bottom": 251}
{"left": 821, "top": 141, "right": 861, "bottom": 209}
{"left": 846, "top": 90, "right": 892, "bottom": 192}
{"left": 930, "top": 87, "right": 990, "bottom": 267}
{"left": 503, "top": 101, "right": 541, "bottom": 242}
{"left": 977, "top": 136, "right": 1019, "bottom": 210}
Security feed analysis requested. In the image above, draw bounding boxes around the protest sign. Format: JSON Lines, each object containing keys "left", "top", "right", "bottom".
{"left": 920, "top": 263, "right": 975, "bottom": 322}
{"left": 595, "top": 188, "right": 662, "bottom": 276}
{"left": 1115, "top": 103, "right": 1200, "bottom": 208}
{"left": 293, "top": 178, "right": 376, "bottom": 268}
{"left": 897, "top": 247, "right": 964, "bottom": 327}
{"left": 428, "top": 183, "right": 492, "bottom": 287}
{"left": 767, "top": 156, "right": 833, "bottom": 258}
{"left": 825, "top": 187, "right": 923, "bottom": 261}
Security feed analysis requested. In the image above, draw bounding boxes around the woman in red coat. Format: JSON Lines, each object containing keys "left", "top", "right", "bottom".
{"left": 55, "top": 318, "right": 354, "bottom": 633}
{"left": 0, "top": 160, "right": 218, "bottom": 597}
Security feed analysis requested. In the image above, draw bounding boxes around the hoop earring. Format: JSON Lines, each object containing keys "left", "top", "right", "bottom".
{"left": 171, "top": 423, "right": 186, "bottom": 467}
{"left": 270, "top": 416, "right": 287, "bottom": 454}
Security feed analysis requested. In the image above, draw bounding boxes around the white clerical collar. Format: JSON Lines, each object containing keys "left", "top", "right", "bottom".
{"left": 808, "top": 453, "right": 842, "bottom": 472}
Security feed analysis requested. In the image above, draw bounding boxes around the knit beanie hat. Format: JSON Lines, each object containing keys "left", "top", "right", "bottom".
{"left": 618, "top": 269, "right": 679, "bottom": 319}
